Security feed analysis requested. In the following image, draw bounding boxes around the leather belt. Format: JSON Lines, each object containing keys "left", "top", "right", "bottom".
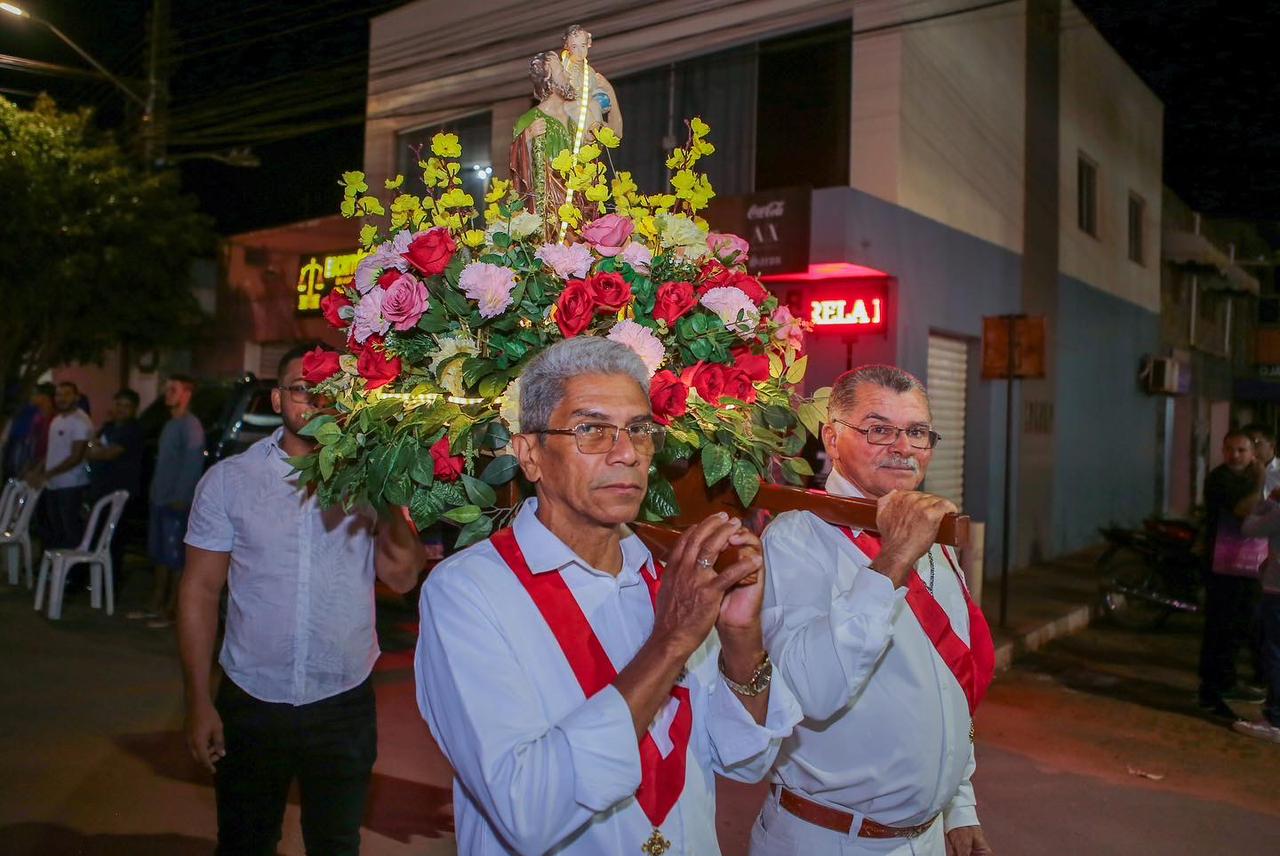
{"left": 774, "top": 786, "right": 938, "bottom": 839}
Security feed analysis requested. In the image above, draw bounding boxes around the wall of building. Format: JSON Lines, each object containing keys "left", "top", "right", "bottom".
{"left": 852, "top": 0, "right": 1026, "bottom": 255}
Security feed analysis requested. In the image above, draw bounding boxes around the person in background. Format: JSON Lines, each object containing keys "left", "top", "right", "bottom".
{"left": 1238, "top": 496, "right": 1280, "bottom": 743}
{"left": 179, "top": 342, "right": 424, "bottom": 856}
{"left": 1244, "top": 423, "right": 1279, "bottom": 498}
{"left": 27, "top": 381, "right": 94, "bottom": 550}
{"left": 1198, "top": 430, "right": 1267, "bottom": 718}
{"left": 85, "top": 388, "right": 144, "bottom": 596}
{"left": 7, "top": 383, "right": 56, "bottom": 483}
{"left": 130, "top": 375, "right": 205, "bottom": 629}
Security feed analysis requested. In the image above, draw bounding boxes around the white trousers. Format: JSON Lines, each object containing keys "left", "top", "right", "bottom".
{"left": 748, "top": 789, "right": 946, "bottom": 856}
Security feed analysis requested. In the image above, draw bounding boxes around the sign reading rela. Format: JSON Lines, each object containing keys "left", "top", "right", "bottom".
{"left": 810, "top": 296, "right": 884, "bottom": 328}
{"left": 761, "top": 263, "right": 891, "bottom": 336}
{"left": 296, "top": 249, "right": 367, "bottom": 314}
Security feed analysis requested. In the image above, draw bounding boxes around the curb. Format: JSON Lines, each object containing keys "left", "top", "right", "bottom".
{"left": 992, "top": 599, "right": 1103, "bottom": 673}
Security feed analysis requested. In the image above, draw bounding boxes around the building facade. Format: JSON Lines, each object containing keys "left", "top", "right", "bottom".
{"left": 363, "top": 0, "right": 1165, "bottom": 573}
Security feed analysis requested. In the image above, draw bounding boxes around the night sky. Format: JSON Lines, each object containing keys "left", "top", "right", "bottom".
{"left": 1, "top": 0, "right": 1278, "bottom": 234}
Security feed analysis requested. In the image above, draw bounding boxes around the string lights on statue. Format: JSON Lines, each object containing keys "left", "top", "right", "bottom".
{"left": 557, "top": 48, "right": 593, "bottom": 243}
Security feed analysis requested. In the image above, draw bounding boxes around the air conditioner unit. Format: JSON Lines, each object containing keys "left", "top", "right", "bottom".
{"left": 1143, "top": 356, "right": 1181, "bottom": 395}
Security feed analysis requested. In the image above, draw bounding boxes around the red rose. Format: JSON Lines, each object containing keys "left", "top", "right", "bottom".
{"left": 347, "top": 332, "right": 380, "bottom": 357}
{"left": 402, "top": 227, "right": 457, "bottom": 276}
{"left": 356, "top": 342, "right": 401, "bottom": 390}
{"left": 653, "top": 281, "right": 697, "bottom": 327}
{"left": 301, "top": 347, "right": 342, "bottom": 385}
{"left": 698, "top": 260, "right": 734, "bottom": 291}
{"left": 556, "top": 279, "right": 598, "bottom": 337}
{"left": 429, "top": 437, "right": 465, "bottom": 482}
{"left": 731, "top": 346, "right": 770, "bottom": 382}
{"left": 377, "top": 268, "right": 401, "bottom": 289}
{"left": 680, "top": 361, "right": 728, "bottom": 404}
{"left": 724, "top": 272, "right": 770, "bottom": 306}
{"left": 588, "top": 272, "right": 632, "bottom": 312}
{"left": 649, "top": 370, "right": 689, "bottom": 425}
{"left": 321, "top": 288, "right": 352, "bottom": 330}
{"left": 722, "top": 368, "right": 758, "bottom": 404}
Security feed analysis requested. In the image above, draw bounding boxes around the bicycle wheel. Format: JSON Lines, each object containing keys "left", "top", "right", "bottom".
{"left": 1100, "top": 546, "right": 1175, "bottom": 631}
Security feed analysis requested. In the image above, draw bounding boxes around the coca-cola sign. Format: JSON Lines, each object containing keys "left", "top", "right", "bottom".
{"left": 707, "top": 186, "right": 810, "bottom": 276}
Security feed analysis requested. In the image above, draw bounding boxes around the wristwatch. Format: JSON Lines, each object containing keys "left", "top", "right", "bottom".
{"left": 719, "top": 651, "right": 773, "bottom": 697}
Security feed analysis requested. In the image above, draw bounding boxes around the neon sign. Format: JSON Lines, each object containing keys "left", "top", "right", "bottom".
{"left": 810, "top": 298, "right": 882, "bottom": 327}
{"left": 296, "top": 250, "right": 367, "bottom": 314}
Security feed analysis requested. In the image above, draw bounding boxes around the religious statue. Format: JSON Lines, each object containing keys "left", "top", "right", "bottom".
{"left": 510, "top": 25, "right": 622, "bottom": 242}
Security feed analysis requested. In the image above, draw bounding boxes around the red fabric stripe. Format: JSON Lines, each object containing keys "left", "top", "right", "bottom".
{"left": 839, "top": 527, "right": 994, "bottom": 714}
{"left": 490, "top": 527, "right": 689, "bottom": 827}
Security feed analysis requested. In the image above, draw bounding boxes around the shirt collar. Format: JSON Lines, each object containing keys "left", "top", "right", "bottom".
{"left": 824, "top": 467, "right": 867, "bottom": 500}
{"left": 512, "top": 498, "right": 652, "bottom": 579}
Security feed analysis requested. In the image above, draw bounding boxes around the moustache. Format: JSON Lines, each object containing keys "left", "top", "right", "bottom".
{"left": 877, "top": 456, "right": 920, "bottom": 473}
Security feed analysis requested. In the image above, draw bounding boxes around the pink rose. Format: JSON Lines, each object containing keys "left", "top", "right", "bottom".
{"left": 579, "top": 214, "right": 634, "bottom": 257}
{"left": 707, "top": 232, "right": 749, "bottom": 262}
{"left": 772, "top": 305, "right": 807, "bottom": 348}
{"left": 381, "top": 273, "right": 430, "bottom": 331}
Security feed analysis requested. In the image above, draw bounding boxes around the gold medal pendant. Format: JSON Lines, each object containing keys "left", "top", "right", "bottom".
{"left": 641, "top": 827, "right": 671, "bottom": 855}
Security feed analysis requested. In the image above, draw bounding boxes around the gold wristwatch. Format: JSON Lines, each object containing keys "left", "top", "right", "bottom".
{"left": 719, "top": 652, "right": 773, "bottom": 697}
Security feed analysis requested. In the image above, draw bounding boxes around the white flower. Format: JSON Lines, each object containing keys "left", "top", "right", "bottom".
{"left": 431, "top": 336, "right": 478, "bottom": 396}
{"left": 459, "top": 261, "right": 519, "bottom": 318}
{"left": 499, "top": 378, "right": 521, "bottom": 434}
{"left": 508, "top": 211, "right": 542, "bottom": 240}
{"left": 657, "top": 213, "right": 709, "bottom": 256}
{"left": 699, "top": 286, "right": 760, "bottom": 339}
{"left": 618, "top": 242, "right": 652, "bottom": 273}
{"left": 607, "top": 320, "right": 666, "bottom": 376}
{"left": 535, "top": 242, "right": 594, "bottom": 280}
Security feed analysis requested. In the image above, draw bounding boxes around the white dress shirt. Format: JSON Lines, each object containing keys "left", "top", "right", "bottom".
{"left": 760, "top": 469, "right": 979, "bottom": 832}
{"left": 415, "top": 499, "right": 801, "bottom": 855}
{"left": 185, "top": 429, "right": 380, "bottom": 706}
{"left": 1265, "top": 457, "right": 1280, "bottom": 498}
{"left": 45, "top": 410, "right": 93, "bottom": 490}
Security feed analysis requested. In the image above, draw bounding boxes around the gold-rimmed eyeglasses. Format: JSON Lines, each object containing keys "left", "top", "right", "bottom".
{"left": 533, "top": 421, "right": 667, "bottom": 455}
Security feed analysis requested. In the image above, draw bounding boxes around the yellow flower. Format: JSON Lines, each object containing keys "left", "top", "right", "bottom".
{"left": 671, "top": 169, "right": 696, "bottom": 195}
{"left": 577, "top": 143, "right": 602, "bottom": 163}
{"left": 636, "top": 214, "right": 659, "bottom": 242}
{"left": 384, "top": 174, "right": 405, "bottom": 190}
{"left": 359, "top": 224, "right": 379, "bottom": 249}
{"left": 611, "top": 171, "right": 638, "bottom": 199}
{"left": 423, "top": 157, "right": 449, "bottom": 188}
{"left": 484, "top": 202, "right": 504, "bottom": 224}
{"left": 557, "top": 202, "right": 583, "bottom": 227}
{"left": 690, "top": 117, "right": 710, "bottom": 140}
{"left": 485, "top": 178, "right": 511, "bottom": 204}
{"left": 551, "top": 149, "right": 576, "bottom": 174}
{"left": 431, "top": 132, "right": 462, "bottom": 158}
{"left": 595, "top": 127, "right": 621, "bottom": 149}
{"left": 666, "top": 150, "right": 687, "bottom": 170}
{"left": 585, "top": 183, "right": 610, "bottom": 203}
{"left": 462, "top": 229, "right": 487, "bottom": 249}
{"left": 439, "top": 188, "right": 475, "bottom": 210}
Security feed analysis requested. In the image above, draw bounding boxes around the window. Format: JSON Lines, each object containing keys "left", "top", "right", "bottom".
{"left": 1127, "top": 192, "right": 1145, "bottom": 264}
{"left": 396, "top": 112, "right": 493, "bottom": 214}
{"left": 1077, "top": 153, "right": 1097, "bottom": 237}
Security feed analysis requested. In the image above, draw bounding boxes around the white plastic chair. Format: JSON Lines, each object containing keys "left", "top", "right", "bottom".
{"left": 34, "top": 489, "right": 129, "bottom": 620}
{"left": 0, "top": 479, "right": 21, "bottom": 531}
{"left": 0, "top": 481, "right": 43, "bottom": 587}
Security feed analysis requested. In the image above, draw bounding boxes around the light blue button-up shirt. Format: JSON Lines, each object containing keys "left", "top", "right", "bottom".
{"left": 416, "top": 499, "right": 800, "bottom": 855}
{"left": 185, "top": 429, "right": 379, "bottom": 706}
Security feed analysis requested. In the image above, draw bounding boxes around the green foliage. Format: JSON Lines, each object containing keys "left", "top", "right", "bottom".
{"left": 0, "top": 95, "right": 212, "bottom": 414}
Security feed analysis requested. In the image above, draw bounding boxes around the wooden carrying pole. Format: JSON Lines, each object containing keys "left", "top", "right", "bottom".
{"left": 632, "top": 482, "right": 969, "bottom": 574}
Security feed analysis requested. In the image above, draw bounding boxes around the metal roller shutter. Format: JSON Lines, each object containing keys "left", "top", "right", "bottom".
{"left": 925, "top": 335, "right": 968, "bottom": 509}
{"left": 258, "top": 343, "right": 292, "bottom": 382}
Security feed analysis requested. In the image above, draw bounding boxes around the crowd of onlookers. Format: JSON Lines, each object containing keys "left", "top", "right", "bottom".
{"left": 0, "top": 376, "right": 206, "bottom": 627}
{"left": 1199, "top": 423, "right": 1280, "bottom": 744}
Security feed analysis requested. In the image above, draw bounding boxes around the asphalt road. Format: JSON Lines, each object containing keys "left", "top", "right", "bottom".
{"left": 1, "top": 568, "right": 1277, "bottom": 855}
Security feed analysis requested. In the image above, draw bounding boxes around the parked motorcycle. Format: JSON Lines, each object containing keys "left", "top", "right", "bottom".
{"left": 1098, "top": 518, "right": 1202, "bottom": 630}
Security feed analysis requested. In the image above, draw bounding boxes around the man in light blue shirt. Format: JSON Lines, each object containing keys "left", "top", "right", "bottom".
{"left": 177, "top": 342, "right": 425, "bottom": 856}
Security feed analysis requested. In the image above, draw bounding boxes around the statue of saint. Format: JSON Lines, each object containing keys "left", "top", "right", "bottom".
{"left": 509, "top": 26, "right": 621, "bottom": 242}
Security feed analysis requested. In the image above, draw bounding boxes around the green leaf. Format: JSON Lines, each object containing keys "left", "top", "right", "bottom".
{"left": 455, "top": 514, "right": 494, "bottom": 548}
{"left": 443, "top": 504, "right": 483, "bottom": 524}
{"left": 785, "top": 355, "right": 809, "bottom": 384}
{"left": 461, "top": 474, "right": 498, "bottom": 508}
{"left": 298, "top": 414, "right": 337, "bottom": 438}
{"left": 481, "top": 420, "right": 511, "bottom": 450}
{"left": 642, "top": 474, "right": 680, "bottom": 520}
{"left": 797, "top": 402, "right": 823, "bottom": 437}
{"left": 410, "top": 448, "right": 436, "bottom": 486}
{"left": 319, "top": 445, "right": 337, "bottom": 481}
{"left": 784, "top": 456, "right": 814, "bottom": 477}
{"left": 478, "top": 372, "right": 510, "bottom": 399}
{"left": 385, "top": 472, "right": 414, "bottom": 506}
{"left": 731, "top": 459, "right": 761, "bottom": 507}
{"left": 762, "top": 405, "right": 792, "bottom": 430}
{"left": 480, "top": 454, "right": 520, "bottom": 485}
{"left": 314, "top": 421, "right": 342, "bottom": 446}
{"left": 701, "top": 443, "right": 732, "bottom": 486}
{"left": 767, "top": 352, "right": 784, "bottom": 379}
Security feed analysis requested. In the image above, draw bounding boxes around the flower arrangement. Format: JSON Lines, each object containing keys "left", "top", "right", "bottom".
{"left": 294, "top": 119, "right": 828, "bottom": 546}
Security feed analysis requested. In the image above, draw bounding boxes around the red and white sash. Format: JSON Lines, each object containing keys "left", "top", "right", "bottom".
{"left": 840, "top": 527, "right": 995, "bottom": 714}
{"left": 490, "top": 527, "right": 692, "bottom": 830}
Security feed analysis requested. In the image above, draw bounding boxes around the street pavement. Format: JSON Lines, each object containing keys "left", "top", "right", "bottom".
{"left": 1, "top": 560, "right": 1278, "bottom": 855}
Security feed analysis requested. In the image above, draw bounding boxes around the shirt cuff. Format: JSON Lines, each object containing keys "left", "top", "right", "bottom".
{"left": 943, "top": 802, "right": 979, "bottom": 831}
{"left": 557, "top": 684, "right": 642, "bottom": 813}
{"left": 709, "top": 664, "right": 802, "bottom": 769}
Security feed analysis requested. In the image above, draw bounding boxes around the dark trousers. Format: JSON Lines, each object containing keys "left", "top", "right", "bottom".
{"left": 40, "top": 486, "right": 86, "bottom": 550}
{"left": 1198, "top": 572, "right": 1261, "bottom": 699}
{"left": 1262, "top": 593, "right": 1280, "bottom": 726}
{"left": 214, "top": 676, "right": 377, "bottom": 856}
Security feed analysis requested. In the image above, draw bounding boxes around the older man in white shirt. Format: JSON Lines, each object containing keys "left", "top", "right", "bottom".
{"left": 416, "top": 337, "right": 800, "bottom": 855}
{"left": 752, "top": 364, "right": 995, "bottom": 856}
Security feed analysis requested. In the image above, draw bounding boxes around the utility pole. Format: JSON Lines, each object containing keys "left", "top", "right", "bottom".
{"left": 142, "top": 0, "right": 170, "bottom": 168}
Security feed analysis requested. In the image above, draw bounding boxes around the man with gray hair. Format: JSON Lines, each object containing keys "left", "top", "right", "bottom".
{"left": 751, "top": 364, "right": 995, "bottom": 856}
{"left": 415, "top": 336, "right": 799, "bottom": 855}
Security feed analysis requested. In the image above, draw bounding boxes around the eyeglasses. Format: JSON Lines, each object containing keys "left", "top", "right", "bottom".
{"left": 534, "top": 421, "right": 667, "bottom": 456}
{"left": 279, "top": 384, "right": 327, "bottom": 405}
{"left": 833, "top": 418, "right": 941, "bottom": 450}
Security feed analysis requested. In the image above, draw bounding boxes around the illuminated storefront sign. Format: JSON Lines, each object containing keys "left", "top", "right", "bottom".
{"left": 296, "top": 250, "right": 367, "bottom": 314}
{"left": 762, "top": 263, "right": 892, "bottom": 335}
{"left": 810, "top": 297, "right": 883, "bottom": 327}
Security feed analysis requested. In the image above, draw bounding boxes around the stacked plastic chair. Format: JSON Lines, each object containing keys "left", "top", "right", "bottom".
{"left": 34, "top": 489, "right": 130, "bottom": 620}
